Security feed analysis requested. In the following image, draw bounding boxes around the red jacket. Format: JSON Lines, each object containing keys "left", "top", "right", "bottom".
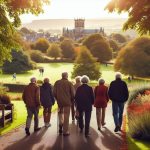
{"left": 94, "top": 84, "right": 109, "bottom": 108}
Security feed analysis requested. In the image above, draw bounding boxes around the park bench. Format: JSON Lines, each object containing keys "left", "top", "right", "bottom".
{"left": 0, "top": 104, "right": 14, "bottom": 127}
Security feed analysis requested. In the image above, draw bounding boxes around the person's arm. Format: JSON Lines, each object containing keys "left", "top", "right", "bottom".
{"left": 108, "top": 82, "right": 113, "bottom": 100}
{"left": 50, "top": 85, "right": 55, "bottom": 105}
{"left": 35, "top": 87, "right": 40, "bottom": 107}
{"left": 22, "top": 89, "right": 26, "bottom": 104}
{"left": 106, "top": 87, "right": 109, "bottom": 102}
{"left": 90, "top": 87, "right": 95, "bottom": 105}
{"left": 53, "top": 82, "right": 57, "bottom": 99}
{"left": 70, "top": 83, "right": 75, "bottom": 102}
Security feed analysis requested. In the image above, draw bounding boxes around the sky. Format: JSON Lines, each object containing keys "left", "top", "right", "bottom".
{"left": 21, "top": 0, "right": 127, "bottom": 23}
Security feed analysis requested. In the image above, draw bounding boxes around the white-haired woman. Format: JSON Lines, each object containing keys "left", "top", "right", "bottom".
{"left": 94, "top": 79, "right": 109, "bottom": 131}
{"left": 75, "top": 75, "right": 94, "bottom": 137}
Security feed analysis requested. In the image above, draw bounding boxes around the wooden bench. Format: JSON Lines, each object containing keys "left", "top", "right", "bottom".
{"left": 0, "top": 104, "right": 14, "bottom": 127}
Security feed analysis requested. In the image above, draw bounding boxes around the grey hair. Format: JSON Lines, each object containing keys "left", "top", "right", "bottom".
{"left": 99, "top": 78, "right": 105, "bottom": 84}
{"left": 44, "top": 78, "right": 49, "bottom": 83}
{"left": 115, "top": 72, "right": 122, "bottom": 79}
{"left": 30, "top": 77, "right": 36, "bottom": 83}
{"left": 62, "top": 72, "right": 68, "bottom": 79}
{"left": 81, "top": 75, "right": 90, "bottom": 84}
{"left": 75, "top": 76, "right": 81, "bottom": 83}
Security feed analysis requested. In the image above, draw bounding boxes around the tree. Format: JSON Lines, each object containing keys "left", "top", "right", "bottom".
{"left": 47, "top": 44, "right": 62, "bottom": 59}
{"left": 0, "top": 0, "right": 49, "bottom": 64}
{"left": 33, "top": 38, "right": 50, "bottom": 53}
{"left": 115, "top": 36, "right": 150, "bottom": 77}
{"left": 30, "top": 50, "right": 44, "bottom": 63}
{"left": 110, "top": 33, "right": 127, "bottom": 43}
{"left": 83, "top": 34, "right": 112, "bottom": 62}
{"left": 72, "top": 46, "right": 101, "bottom": 80}
{"left": 109, "top": 40, "right": 119, "bottom": 52}
{"left": 60, "top": 39, "right": 75, "bottom": 59}
{"left": 2, "top": 50, "right": 34, "bottom": 73}
{"left": 106, "top": 0, "right": 150, "bottom": 35}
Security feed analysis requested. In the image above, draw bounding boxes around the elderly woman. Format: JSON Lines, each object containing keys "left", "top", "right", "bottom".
{"left": 94, "top": 79, "right": 109, "bottom": 131}
{"left": 75, "top": 75, "right": 94, "bottom": 137}
{"left": 40, "top": 78, "right": 55, "bottom": 127}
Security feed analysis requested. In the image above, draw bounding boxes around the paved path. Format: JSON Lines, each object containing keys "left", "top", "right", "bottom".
{"left": 0, "top": 104, "right": 125, "bottom": 150}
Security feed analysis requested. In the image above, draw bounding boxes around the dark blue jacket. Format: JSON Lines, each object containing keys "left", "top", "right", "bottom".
{"left": 40, "top": 83, "right": 55, "bottom": 108}
{"left": 75, "top": 84, "right": 94, "bottom": 111}
{"left": 108, "top": 78, "right": 129, "bottom": 103}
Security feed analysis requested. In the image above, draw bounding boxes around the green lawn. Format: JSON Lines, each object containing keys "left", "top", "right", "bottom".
{"left": 0, "top": 63, "right": 124, "bottom": 85}
{"left": 0, "top": 101, "right": 57, "bottom": 135}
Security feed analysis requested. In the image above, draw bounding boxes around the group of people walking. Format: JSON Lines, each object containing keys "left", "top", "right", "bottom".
{"left": 22, "top": 72, "right": 129, "bottom": 137}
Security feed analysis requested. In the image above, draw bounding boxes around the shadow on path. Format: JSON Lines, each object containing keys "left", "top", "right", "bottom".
{"left": 4, "top": 127, "right": 48, "bottom": 150}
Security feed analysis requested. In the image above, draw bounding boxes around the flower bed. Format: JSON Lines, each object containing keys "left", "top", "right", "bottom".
{"left": 127, "top": 86, "right": 150, "bottom": 139}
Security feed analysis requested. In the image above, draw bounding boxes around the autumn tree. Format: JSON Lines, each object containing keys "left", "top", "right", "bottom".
{"left": 110, "top": 33, "right": 127, "bottom": 43}
{"left": 115, "top": 36, "right": 150, "bottom": 77}
{"left": 83, "top": 34, "right": 112, "bottom": 62}
{"left": 32, "top": 38, "right": 50, "bottom": 53}
{"left": 106, "top": 0, "right": 150, "bottom": 35}
{"left": 0, "top": 0, "right": 49, "bottom": 64}
{"left": 109, "top": 40, "right": 119, "bottom": 52}
{"left": 72, "top": 46, "right": 101, "bottom": 80}
{"left": 47, "top": 44, "right": 62, "bottom": 59}
{"left": 60, "top": 39, "right": 75, "bottom": 59}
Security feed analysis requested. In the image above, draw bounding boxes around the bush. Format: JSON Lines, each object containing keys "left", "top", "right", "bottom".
{"left": 2, "top": 50, "right": 34, "bottom": 74}
{"left": 0, "top": 94, "right": 11, "bottom": 104}
{"left": 127, "top": 85, "right": 150, "bottom": 139}
{"left": 30, "top": 50, "right": 44, "bottom": 63}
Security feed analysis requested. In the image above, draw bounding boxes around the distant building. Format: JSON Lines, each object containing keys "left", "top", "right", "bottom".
{"left": 63, "top": 19, "right": 105, "bottom": 40}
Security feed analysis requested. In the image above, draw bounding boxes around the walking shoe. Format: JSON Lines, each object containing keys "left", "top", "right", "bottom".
{"left": 63, "top": 133, "right": 70, "bottom": 136}
{"left": 85, "top": 133, "right": 90, "bottom": 138}
{"left": 98, "top": 127, "right": 101, "bottom": 131}
{"left": 59, "top": 125, "right": 63, "bottom": 134}
{"left": 25, "top": 127, "right": 30, "bottom": 136}
{"left": 114, "top": 126, "right": 120, "bottom": 132}
{"left": 45, "top": 123, "right": 51, "bottom": 127}
{"left": 101, "top": 122, "right": 106, "bottom": 126}
{"left": 34, "top": 127, "right": 41, "bottom": 132}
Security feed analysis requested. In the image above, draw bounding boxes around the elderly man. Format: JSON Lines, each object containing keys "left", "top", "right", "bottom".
{"left": 75, "top": 75, "right": 94, "bottom": 137}
{"left": 108, "top": 73, "right": 129, "bottom": 132}
{"left": 22, "top": 77, "right": 41, "bottom": 136}
{"left": 53, "top": 72, "right": 75, "bottom": 136}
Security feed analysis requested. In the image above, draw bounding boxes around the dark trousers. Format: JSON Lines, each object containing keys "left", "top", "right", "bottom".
{"left": 26, "top": 107, "right": 39, "bottom": 129}
{"left": 112, "top": 101, "right": 125, "bottom": 127}
{"left": 71, "top": 103, "right": 75, "bottom": 120}
{"left": 79, "top": 110, "right": 91, "bottom": 134}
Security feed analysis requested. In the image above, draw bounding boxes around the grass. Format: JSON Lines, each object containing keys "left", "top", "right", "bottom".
{"left": 0, "top": 63, "right": 126, "bottom": 85}
{"left": 0, "top": 101, "right": 57, "bottom": 135}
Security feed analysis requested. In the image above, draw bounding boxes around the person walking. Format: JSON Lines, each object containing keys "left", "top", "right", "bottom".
{"left": 108, "top": 73, "right": 129, "bottom": 132}
{"left": 53, "top": 72, "right": 75, "bottom": 136}
{"left": 94, "top": 79, "right": 109, "bottom": 131}
{"left": 22, "top": 77, "right": 41, "bottom": 136}
{"left": 75, "top": 75, "right": 94, "bottom": 137}
{"left": 40, "top": 78, "right": 55, "bottom": 127}
{"left": 74, "top": 76, "right": 82, "bottom": 120}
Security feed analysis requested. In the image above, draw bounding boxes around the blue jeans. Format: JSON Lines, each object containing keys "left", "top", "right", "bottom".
{"left": 112, "top": 102, "right": 124, "bottom": 127}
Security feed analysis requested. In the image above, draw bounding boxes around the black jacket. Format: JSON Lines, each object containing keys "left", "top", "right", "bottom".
{"left": 75, "top": 84, "right": 94, "bottom": 111}
{"left": 40, "top": 83, "right": 55, "bottom": 107}
{"left": 108, "top": 78, "right": 129, "bottom": 103}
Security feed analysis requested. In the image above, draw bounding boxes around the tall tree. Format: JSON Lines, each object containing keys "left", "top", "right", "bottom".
{"left": 47, "top": 44, "right": 62, "bottom": 59}
{"left": 0, "top": 0, "right": 49, "bottom": 64}
{"left": 115, "top": 36, "right": 150, "bottom": 77}
{"left": 106, "top": 0, "right": 150, "bottom": 35}
{"left": 72, "top": 46, "right": 101, "bottom": 80}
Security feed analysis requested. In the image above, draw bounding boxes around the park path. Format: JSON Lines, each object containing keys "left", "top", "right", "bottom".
{"left": 0, "top": 104, "right": 126, "bottom": 150}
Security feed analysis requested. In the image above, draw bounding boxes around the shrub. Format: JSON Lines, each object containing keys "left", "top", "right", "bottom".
{"left": 127, "top": 85, "right": 150, "bottom": 139}
{"left": 2, "top": 50, "right": 34, "bottom": 74}
{"left": 30, "top": 50, "right": 44, "bottom": 63}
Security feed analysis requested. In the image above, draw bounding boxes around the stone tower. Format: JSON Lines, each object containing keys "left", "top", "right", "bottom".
{"left": 74, "top": 19, "right": 85, "bottom": 32}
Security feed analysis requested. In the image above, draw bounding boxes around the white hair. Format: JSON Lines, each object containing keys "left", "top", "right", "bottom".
{"left": 99, "top": 78, "right": 105, "bottom": 84}
{"left": 81, "top": 75, "right": 90, "bottom": 84}
{"left": 75, "top": 76, "right": 81, "bottom": 83}
{"left": 30, "top": 77, "right": 36, "bottom": 83}
{"left": 115, "top": 72, "right": 122, "bottom": 79}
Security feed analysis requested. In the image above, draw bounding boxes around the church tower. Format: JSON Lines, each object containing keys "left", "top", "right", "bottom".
{"left": 74, "top": 19, "right": 85, "bottom": 32}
